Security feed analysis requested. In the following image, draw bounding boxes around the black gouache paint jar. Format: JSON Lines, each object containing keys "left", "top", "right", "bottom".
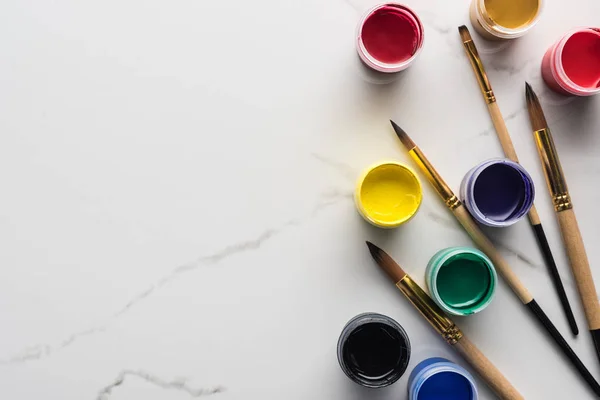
{"left": 337, "top": 312, "right": 411, "bottom": 388}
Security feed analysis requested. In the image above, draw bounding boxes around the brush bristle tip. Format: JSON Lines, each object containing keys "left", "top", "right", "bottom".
{"left": 366, "top": 241, "right": 379, "bottom": 255}
{"left": 458, "top": 25, "right": 471, "bottom": 42}
{"left": 390, "top": 120, "right": 416, "bottom": 150}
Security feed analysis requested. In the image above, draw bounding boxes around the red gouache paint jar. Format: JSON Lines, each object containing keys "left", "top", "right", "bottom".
{"left": 356, "top": 3, "right": 425, "bottom": 73}
{"left": 542, "top": 28, "right": 600, "bottom": 96}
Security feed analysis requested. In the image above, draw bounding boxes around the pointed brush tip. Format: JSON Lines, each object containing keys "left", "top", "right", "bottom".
{"left": 389, "top": 119, "right": 403, "bottom": 134}
{"left": 365, "top": 243, "right": 406, "bottom": 282}
{"left": 365, "top": 241, "right": 379, "bottom": 256}
{"left": 390, "top": 120, "right": 416, "bottom": 150}
{"left": 524, "top": 83, "right": 546, "bottom": 130}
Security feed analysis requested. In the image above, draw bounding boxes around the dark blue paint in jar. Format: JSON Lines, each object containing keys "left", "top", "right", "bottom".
{"left": 460, "top": 158, "right": 535, "bottom": 227}
{"left": 408, "top": 357, "right": 478, "bottom": 400}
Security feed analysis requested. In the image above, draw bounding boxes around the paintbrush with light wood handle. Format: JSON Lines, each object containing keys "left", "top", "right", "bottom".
{"left": 366, "top": 241, "right": 523, "bottom": 400}
{"left": 526, "top": 82, "right": 600, "bottom": 365}
{"left": 458, "top": 24, "right": 578, "bottom": 336}
{"left": 390, "top": 119, "right": 600, "bottom": 397}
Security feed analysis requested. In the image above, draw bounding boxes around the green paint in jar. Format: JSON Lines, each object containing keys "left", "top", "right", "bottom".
{"left": 426, "top": 247, "right": 497, "bottom": 316}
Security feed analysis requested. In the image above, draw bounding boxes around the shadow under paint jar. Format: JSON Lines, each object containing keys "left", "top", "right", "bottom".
{"left": 408, "top": 357, "right": 478, "bottom": 400}
{"left": 426, "top": 247, "right": 497, "bottom": 316}
{"left": 337, "top": 312, "right": 411, "bottom": 388}
{"left": 460, "top": 158, "right": 535, "bottom": 227}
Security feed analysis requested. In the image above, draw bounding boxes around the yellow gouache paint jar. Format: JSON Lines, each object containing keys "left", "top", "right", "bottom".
{"left": 355, "top": 161, "right": 422, "bottom": 228}
{"left": 470, "top": 0, "right": 542, "bottom": 40}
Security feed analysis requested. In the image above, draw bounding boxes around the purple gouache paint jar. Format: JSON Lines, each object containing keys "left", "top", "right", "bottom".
{"left": 460, "top": 159, "right": 535, "bottom": 227}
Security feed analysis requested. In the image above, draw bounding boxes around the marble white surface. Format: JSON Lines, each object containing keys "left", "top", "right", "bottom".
{"left": 1, "top": 0, "right": 600, "bottom": 399}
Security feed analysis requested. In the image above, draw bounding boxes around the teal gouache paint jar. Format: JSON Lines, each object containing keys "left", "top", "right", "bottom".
{"left": 426, "top": 247, "right": 497, "bottom": 316}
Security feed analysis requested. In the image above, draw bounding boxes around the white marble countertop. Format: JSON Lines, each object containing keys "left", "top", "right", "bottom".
{"left": 1, "top": 0, "right": 600, "bottom": 399}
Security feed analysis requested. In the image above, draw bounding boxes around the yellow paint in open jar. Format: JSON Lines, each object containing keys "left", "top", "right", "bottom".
{"left": 470, "top": 0, "right": 541, "bottom": 40}
{"left": 355, "top": 161, "right": 422, "bottom": 228}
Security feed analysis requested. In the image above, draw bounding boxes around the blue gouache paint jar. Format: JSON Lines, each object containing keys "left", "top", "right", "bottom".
{"left": 460, "top": 158, "right": 535, "bottom": 227}
{"left": 408, "top": 357, "right": 478, "bottom": 400}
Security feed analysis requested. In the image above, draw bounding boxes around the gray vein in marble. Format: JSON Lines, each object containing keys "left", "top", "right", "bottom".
{"left": 422, "top": 19, "right": 451, "bottom": 35}
{"left": 426, "top": 206, "right": 584, "bottom": 290}
{"left": 417, "top": 10, "right": 452, "bottom": 35}
{"left": 338, "top": 0, "right": 361, "bottom": 14}
{"left": 59, "top": 327, "right": 106, "bottom": 349}
{"left": 477, "top": 108, "right": 524, "bottom": 137}
{"left": 96, "top": 369, "right": 224, "bottom": 399}
{"left": 494, "top": 241, "right": 538, "bottom": 268}
{"left": 5, "top": 344, "right": 52, "bottom": 363}
{"left": 426, "top": 210, "right": 460, "bottom": 231}
{"left": 426, "top": 209, "right": 538, "bottom": 268}
{"left": 416, "top": 10, "right": 458, "bottom": 52}
{"left": 487, "top": 59, "right": 532, "bottom": 77}
{"left": 311, "top": 152, "right": 356, "bottom": 180}
{"left": 2, "top": 194, "right": 351, "bottom": 365}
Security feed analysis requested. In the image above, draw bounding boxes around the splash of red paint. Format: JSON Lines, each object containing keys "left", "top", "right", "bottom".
{"left": 361, "top": 6, "right": 419, "bottom": 65}
{"left": 562, "top": 29, "right": 600, "bottom": 88}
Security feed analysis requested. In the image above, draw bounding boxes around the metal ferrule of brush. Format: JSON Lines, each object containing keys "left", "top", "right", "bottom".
{"left": 396, "top": 276, "right": 463, "bottom": 345}
{"left": 409, "top": 148, "right": 462, "bottom": 210}
{"left": 463, "top": 41, "right": 496, "bottom": 104}
{"left": 534, "top": 128, "right": 573, "bottom": 212}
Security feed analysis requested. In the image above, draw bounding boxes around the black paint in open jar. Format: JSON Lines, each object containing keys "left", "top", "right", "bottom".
{"left": 337, "top": 312, "right": 411, "bottom": 388}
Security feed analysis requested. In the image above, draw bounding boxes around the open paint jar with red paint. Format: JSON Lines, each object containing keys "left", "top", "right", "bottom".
{"left": 541, "top": 28, "right": 600, "bottom": 96}
{"left": 356, "top": 3, "right": 425, "bottom": 73}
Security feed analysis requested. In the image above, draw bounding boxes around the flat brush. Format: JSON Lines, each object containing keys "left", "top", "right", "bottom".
{"left": 390, "top": 119, "right": 600, "bottom": 397}
{"left": 458, "top": 24, "right": 578, "bottom": 336}
{"left": 526, "top": 82, "right": 600, "bottom": 365}
{"left": 366, "top": 241, "right": 523, "bottom": 400}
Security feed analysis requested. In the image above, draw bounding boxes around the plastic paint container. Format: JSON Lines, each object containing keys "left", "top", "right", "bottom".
{"left": 356, "top": 3, "right": 425, "bottom": 73}
{"left": 460, "top": 159, "right": 535, "bottom": 227}
{"left": 469, "top": 0, "right": 542, "bottom": 40}
{"left": 426, "top": 247, "right": 497, "bottom": 316}
{"left": 408, "top": 357, "right": 478, "bottom": 400}
{"left": 541, "top": 28, "right": 600, "bottom": 96}
{"left": 355, "top": 161, "right": 422, "bottom": 228}
{"left": 337, "top": 313, "right": 411, "bottom": 388}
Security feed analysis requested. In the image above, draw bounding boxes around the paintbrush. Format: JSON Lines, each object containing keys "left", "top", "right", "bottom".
{"left": 458, "top": 24, "right": 578, "bottom": 336}
{"left": 390, "top": 119, "right": 600, "bottom": 396}
{"left": 526, "top": 82, "right": 600, "bottom": 364}
{"left": 366, "top": 241, "right": 523, "bottom": 399}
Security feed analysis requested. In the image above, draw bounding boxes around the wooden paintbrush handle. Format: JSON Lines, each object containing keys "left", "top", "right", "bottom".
{"left": 487, "top": 102, "right": 519, "bottom": 161}
{"left": 455, "top": 335, "right": 524, "bottom": 400}
{"left": 453, "top": 205, "right": 533, "bottom": 303}
{"left": 527, "top": 205, "right": 541, "bottom": 225}
{"left": 557, "top": 208, "right": 600, "bottom": 329}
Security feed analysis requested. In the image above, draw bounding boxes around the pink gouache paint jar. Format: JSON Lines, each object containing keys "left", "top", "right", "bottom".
{"left": 356, "top": 3, "right": 425, "bottom": 73}
{"left": 541, "top": 28, "right": 600, "bottom": 96}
